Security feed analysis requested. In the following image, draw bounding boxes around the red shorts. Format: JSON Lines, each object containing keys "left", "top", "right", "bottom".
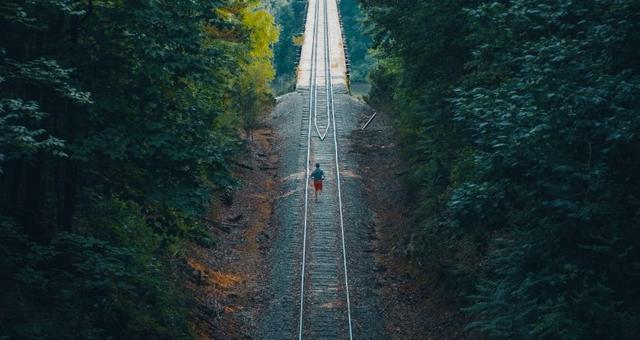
{"left": 313, "top": 180, "right": 323, "bottom": 191}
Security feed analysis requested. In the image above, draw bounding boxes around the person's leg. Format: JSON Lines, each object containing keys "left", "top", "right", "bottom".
{"left": 314, "top": 181, "right": 318, "bottom": 201}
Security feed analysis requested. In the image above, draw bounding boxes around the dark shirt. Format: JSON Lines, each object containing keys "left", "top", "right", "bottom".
{"left": 311, "top": 168, "right": 324, "bottom": 181}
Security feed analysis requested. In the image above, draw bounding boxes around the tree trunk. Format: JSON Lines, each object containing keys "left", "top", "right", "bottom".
{"left": 61, "top": 160, "right": 77, "bottom": 232}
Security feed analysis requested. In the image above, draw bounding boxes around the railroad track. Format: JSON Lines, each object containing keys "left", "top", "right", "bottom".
{"left": 298, "top": 0, "right": 353, "bottom": 339}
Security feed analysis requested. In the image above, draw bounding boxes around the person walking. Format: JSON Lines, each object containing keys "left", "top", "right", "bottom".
{"left": 310, "top": 163, "right": 325, "bottom": 201}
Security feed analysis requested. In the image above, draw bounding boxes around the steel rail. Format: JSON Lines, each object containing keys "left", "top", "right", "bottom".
{"left": 321, "top": 0, "right": 332, "bottom": 141}
{"left": 299, "top": 1, "right": 353, "bottom": 339}
{"left": 323, "top": 0, "right": 354, "bottom": 337}
{"left": 313, "top": 0, "right": 330, "bottom": 141}
{"left": 298, "top": 0, "right": 320, "bottom": 337}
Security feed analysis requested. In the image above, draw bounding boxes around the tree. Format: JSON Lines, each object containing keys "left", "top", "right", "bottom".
{"left": 0, "top": 0, "right": 277, "bottom": 337}
{"left": 362, "top": 0, "right": 640, "bottom": 338}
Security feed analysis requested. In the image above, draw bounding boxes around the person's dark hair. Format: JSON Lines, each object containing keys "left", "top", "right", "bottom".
{"left": 315, "top": 163, "right": 320, "bottom": 168}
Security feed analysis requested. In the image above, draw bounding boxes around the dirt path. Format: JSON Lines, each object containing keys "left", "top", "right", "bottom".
{"left": 351, "top": 106, "right": 475, "bottom": 340}
{"left": 186, "top": 127, "right": 278, "bottom": 339}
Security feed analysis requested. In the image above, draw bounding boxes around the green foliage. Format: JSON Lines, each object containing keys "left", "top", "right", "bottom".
{"left": 0, "top": 98, "right": 67, "bottom": 166}
{"left": 269, "top": 0, "right": 307, "bottom": 93}
{"left": 339, "top": 0, "right": 372, "bottom": 82}
{"left": 237, "top": 3, "right": 279, "bottom": 136}
{"left": 363, "top": 0, "right": 640, "bottom": 338}
{"left": 1, "top": 215, "right": 190, "bottom": 339}
{"left": 0, "top": 0, "right": 276, "bottom": 337}
{"left": 362, "top": 0, "right": 477, "bottom": 267}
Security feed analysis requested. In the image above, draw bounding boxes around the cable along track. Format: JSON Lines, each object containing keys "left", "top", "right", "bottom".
{"left": 298, "top": 0, "right": 353, "bottom": 339}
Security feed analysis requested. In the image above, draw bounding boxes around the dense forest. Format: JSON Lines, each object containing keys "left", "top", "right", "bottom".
{"left": 3, "top": 0, "right": 640, "bottom": 338}
{"left": 0, "top": 0, "right": 276, "bottom": 338}
{"left": 269, "top": 0, "right": 306, "bottom": 93}
{"left": 338, "top": 0, "right": 371, "bottom": 83}
{"left": 362, "top": 0, "right": 640, "bottom": 338}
